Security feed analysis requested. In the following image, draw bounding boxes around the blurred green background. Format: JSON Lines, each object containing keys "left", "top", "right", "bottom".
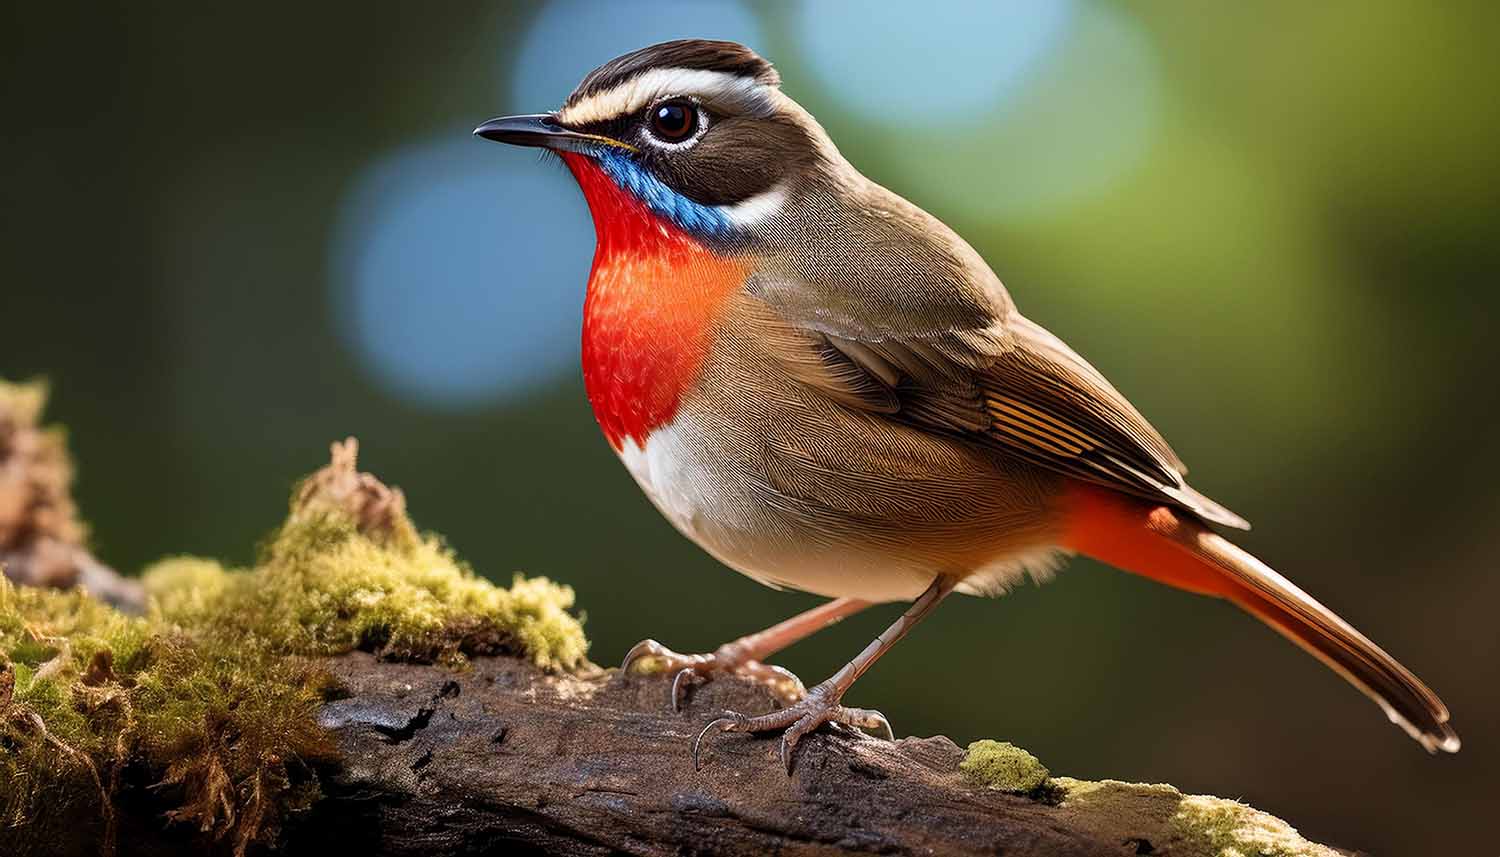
{"left": 3, "top": 2, "right": 1496, "bottom": 853}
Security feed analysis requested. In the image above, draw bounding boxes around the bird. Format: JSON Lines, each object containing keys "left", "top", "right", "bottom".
{"left": 474, "top": 38, "right": 1458, "bottom": 771}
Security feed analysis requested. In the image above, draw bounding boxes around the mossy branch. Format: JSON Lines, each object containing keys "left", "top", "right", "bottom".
{"left": 290, "top": 655, "right": 1353, "bottom": 857}
{"left": 2, "top": 433, "right": 585, "bottom": 855}
{"left": 6, "top": 640, "right": 1358, "bottom": 857}
{"left": 0, "top": 384, "right": 1354, "bottom": 855}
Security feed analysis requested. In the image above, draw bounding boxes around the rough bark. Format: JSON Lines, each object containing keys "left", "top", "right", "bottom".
{"left": 4, "top": 645, "right": 1359, "bottom": 857}
{"left": 296, "top": 653, "right": 1089, "bottom": 856}
{"left": 277, "top": 653, "right": 1338, "bottom": 857}
{"left": 0, "top": 398, "right": 1348, "bottom": 857}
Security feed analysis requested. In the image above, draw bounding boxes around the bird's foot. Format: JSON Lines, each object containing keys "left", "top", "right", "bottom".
{"left": 691, "top": 680, "right": 893, "bottom": 773}
{"left": 620, "top": 638, "right": 806, "bottom": 712}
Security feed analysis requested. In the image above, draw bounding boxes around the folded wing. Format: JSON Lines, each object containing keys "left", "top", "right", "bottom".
{"left": 752, "top": 274, "right": 1249, "bottom": 530}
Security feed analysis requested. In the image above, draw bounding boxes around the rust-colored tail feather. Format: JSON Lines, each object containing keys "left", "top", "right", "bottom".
{"left": 1063, "top": 482, "right": 1459, "bottom": 753}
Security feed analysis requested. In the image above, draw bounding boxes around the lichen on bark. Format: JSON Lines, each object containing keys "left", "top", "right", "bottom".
{"left": 959, "top": 739, "right": 1051, "bottom": 794}
{"left": 953, "top": 741, "right": 1339, "bottom": 856}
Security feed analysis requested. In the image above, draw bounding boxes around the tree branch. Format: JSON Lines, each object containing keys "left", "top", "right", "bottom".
{"left": 0, "top": 389, "right": 1350, "bottom": 857}
{"left": 277, "top": 652, "right": 1349, "bottom": 857}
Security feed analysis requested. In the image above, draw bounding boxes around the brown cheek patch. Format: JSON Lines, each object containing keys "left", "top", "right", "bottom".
{"left": 651, "top": 117, "right": 815, "bottom": 207}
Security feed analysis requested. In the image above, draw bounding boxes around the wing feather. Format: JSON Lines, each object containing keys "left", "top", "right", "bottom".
{"left": 755, "top": 286, "right": 1250, "bottom": 530}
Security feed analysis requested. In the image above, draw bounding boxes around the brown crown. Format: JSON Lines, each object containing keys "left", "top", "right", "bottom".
{"left": 566, "top": 39, "right": 779, "bottom": 107}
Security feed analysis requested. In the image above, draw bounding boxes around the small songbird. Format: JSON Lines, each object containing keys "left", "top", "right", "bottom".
{"left": 475, "top": 39, "right": 1458, "bottom": 769}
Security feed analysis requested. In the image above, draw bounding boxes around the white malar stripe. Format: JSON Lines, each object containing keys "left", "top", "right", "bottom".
{"left": 558, "top": 67, "right": 774, "bottom": 126}
{"left": 719, "top": 183, "right": 787, "bottom": 228}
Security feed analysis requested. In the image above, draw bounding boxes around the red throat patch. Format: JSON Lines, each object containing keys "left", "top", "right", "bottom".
{"left": 561, "top": 152, "right": 750, "bottom": 451}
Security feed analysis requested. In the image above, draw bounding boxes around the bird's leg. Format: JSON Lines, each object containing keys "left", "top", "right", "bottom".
{"left": 622, "top": 597, "right": 870, "bottom": 711}
{"left": 693, "top": 575, "right": 959, "bottom": 773}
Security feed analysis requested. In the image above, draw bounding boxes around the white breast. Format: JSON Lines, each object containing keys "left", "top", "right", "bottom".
{"left": 617, "top": 421, "right": 732, "bottom": 538}
{"left": 614, "top": 419, "right": 1067, "bottom": 603}
{"left": 614, "top": 420, "right": 937, "bottom": 601}
{"left": 618, "top": 420, "right": 797, "bottom": 591}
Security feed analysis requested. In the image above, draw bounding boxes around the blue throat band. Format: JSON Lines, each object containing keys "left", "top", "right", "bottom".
{"left": 593, "top": 148, "right": 734, "bottom": 239}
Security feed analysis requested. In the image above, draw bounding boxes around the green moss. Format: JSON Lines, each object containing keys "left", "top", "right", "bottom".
{"left": 1, "top": 583, "right": 147, "bottom": 748}
{"left": 140, "top": 556, "right": 233, "bottom": 621}
{"left": 144, "top": 511, "right": 586, "bottom": 670}
{"left": 1, "top": 584, "right": 143, "bottom": 838}
{"left": 0, "top": 579, "right": 336, "bottom": 853}
{"left": 127, "top": 636, "right": 337, "bottom": 848}
{"left": 1053, "top": 776, "right": 1182, "bottom": 803}
{"left": 1044, "top": 776, "right": 1340, "bottom": 857}
{"left": 1, "top": 444, "right": 589, "bottom": 853}
{"left": 959, "top": 739, "right": 1051, "bottom": 794}
{"left": 1049, "top": 777, "right": 1184, "bottom": 846}
{"left": 1170, "top": 794, "right": 1341, "bottom": 857}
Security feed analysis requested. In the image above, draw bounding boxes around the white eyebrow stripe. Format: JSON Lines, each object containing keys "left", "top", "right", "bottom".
{"left": 558, "top": 67, "right": 774, "bottom": 126}
{"left": 719, "top": 183, "right": 788, "bottom": 228}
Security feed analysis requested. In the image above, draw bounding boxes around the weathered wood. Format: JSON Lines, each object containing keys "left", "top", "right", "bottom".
{"left": 3, "top": 645, "right": 1358, "bottom": 857}
{"left": 0, "top": 394, "right": 1347, "bottom": 857}
{"left": 281, "top": 652, "right": 1200, "bottom": 857}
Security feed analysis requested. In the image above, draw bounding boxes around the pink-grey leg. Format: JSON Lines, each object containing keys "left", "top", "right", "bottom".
{"left": 694, "top": 574, "right": 959, "bottom": 773}
{"left": 621, "top": 596, "right": 871, "bottom": 710}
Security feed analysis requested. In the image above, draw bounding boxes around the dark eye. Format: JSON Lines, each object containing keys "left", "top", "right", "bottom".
{"left": 648, "top": 99, "right": 698, "bottom": 142}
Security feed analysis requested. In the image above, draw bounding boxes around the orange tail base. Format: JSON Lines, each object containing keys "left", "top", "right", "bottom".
{"left": 1060, "top": 481, "right": 1458, "bottom": 754}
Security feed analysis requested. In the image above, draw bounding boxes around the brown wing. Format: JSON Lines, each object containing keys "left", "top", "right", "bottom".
{"left": 758, "top": 295, "right": 1250, "bottom": 531}
{"left": 743, "top": 170, "right": 1246, "bottom": 529}
{"left": 977, "top": 316, "right": 1247, "bottom": 529}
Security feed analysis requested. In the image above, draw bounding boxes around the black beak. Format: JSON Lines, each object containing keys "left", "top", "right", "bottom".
{"left": 473, "top": 114, "right": 566, "bottom": 147}
{"left": 473, "top": 114, "right": 634, "bottom": 154}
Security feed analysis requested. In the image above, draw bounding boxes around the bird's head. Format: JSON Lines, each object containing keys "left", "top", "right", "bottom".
{"left": 475, "top": 39, "right": 831, "bottom": 247}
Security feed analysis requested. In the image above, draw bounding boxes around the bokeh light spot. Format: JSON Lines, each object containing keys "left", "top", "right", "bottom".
{"left": 331, "top": 136, "right": 591, "bottom": 409}
{"left": 796, "top": 0, "right": 1076, "bottom": 124}
{"left": 508, "top": 0, "right": 765, "bottom": 112}
{"left": 866, "top": 2, "right": 1163, "bottom": 222}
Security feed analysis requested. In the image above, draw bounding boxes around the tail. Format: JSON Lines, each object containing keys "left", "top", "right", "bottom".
{"left": 1062, "top": 482, "right": 1459, "bottom": 754}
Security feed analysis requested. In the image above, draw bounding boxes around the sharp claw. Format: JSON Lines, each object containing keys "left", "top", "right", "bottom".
{"left": 670, "top": 667, "right": 698, "bottom": 712}
{"left": 620, "top": 638, "right": 660, "bottom": 672}
{"left": 621, "top": 639, "right": 808, "bottom": 713}
{"left": 692, "top": 714, "right": 740, "bottom": 771}
{"left": 786, "top": 732, "right": 810, "bottom": 780}
{"left": 780, "top": 713, "right": 816, "bottom": 774}
{"left": 690, "top": 696, "right": 887, "bottom": 774}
